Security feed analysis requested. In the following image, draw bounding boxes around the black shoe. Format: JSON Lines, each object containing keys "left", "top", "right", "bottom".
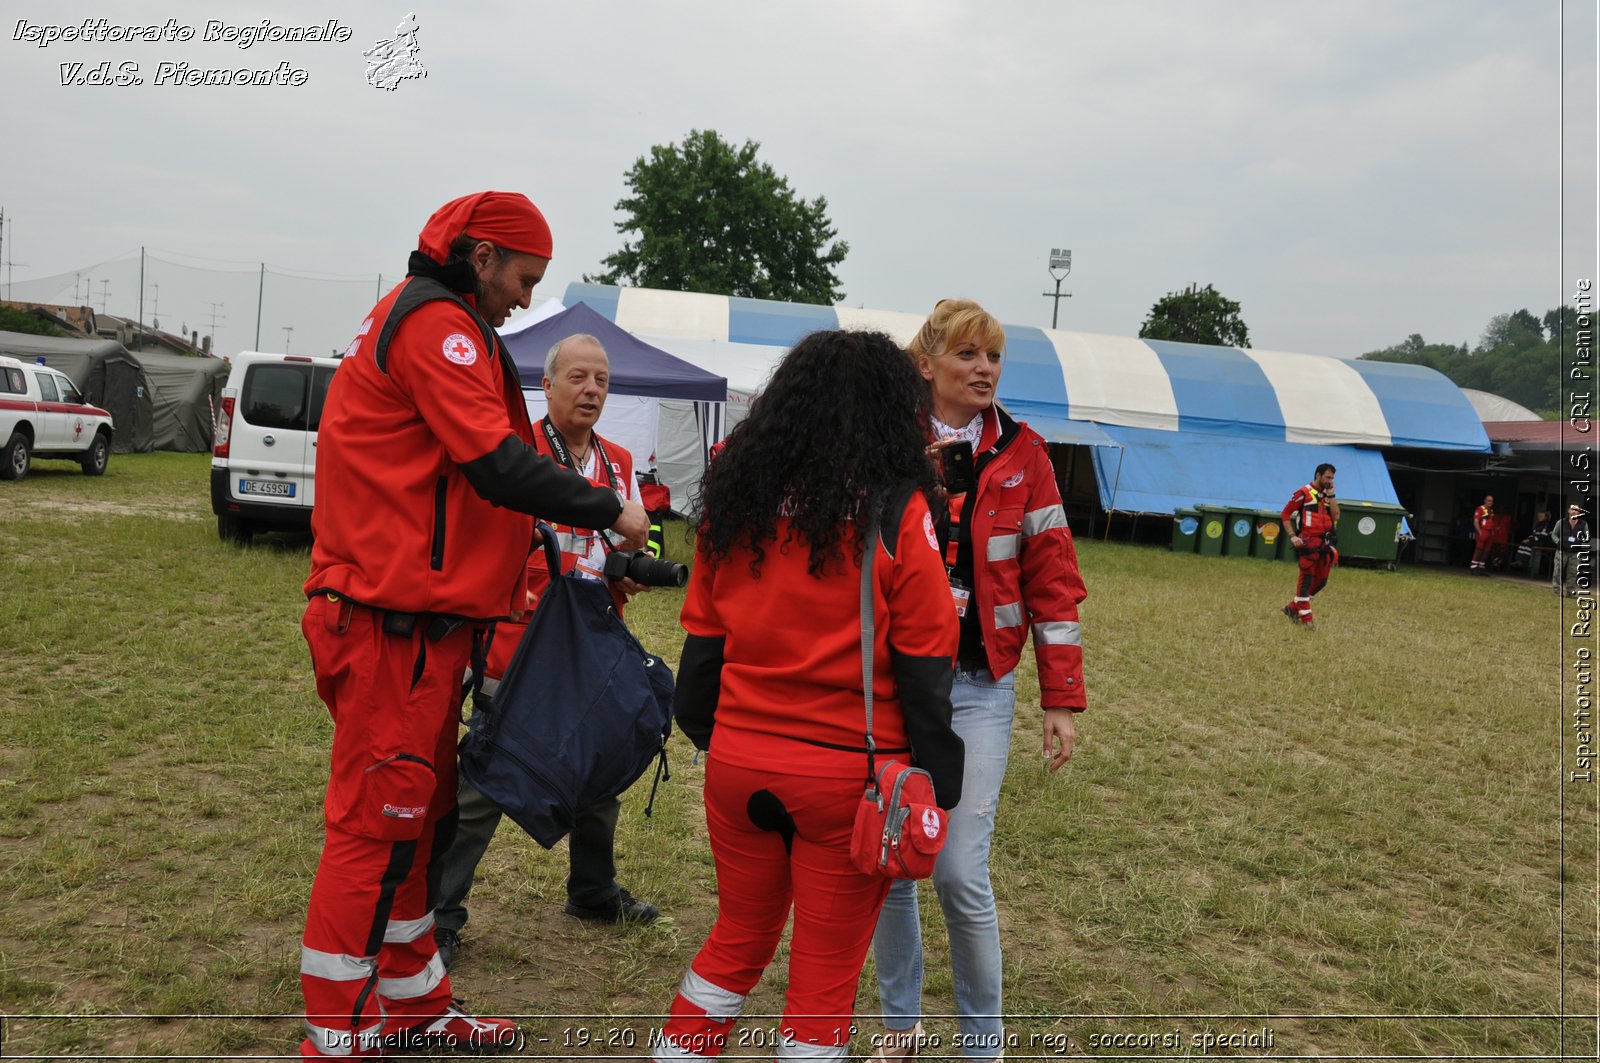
{"left": 564, "top": 888, "right": 659, "bottom": 924}
{"left": 1281, "top": 605, "right": 1297, "bottom": 622}
{"left": 434, "top": 926, "right": 460, "bottom": 971}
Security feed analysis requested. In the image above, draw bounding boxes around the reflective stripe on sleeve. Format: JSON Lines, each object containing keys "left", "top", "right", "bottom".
{"left": 994, "top": 601, "right": 1025, "bottom": 630}
{"left": 377, "top": 952, "right": 446, "bottom": 1001}
{"left": 678, "top": 968, "right": 746, "bottom": 1023}
{"left": 776, "top": 1036, "right": 849, "bottom": 1060}
{"left": 986, "top": 533, "right": 1019, "bottom": 562}
{"left": 384, "top": 911, "right": 436, "bottom": 944}
{"left": 1032, "top": 620, "right": 1081, "bottom": 646}
{"left": 1023, "top": 504, "right": 1068, "bottom": 536}
{"left": 301, "top": 946, "right": 376, "bottom": 983}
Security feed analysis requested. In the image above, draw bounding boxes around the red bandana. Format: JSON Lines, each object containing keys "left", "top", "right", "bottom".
{"left": 416, "top": 191, "right": 553, "bottom": 263}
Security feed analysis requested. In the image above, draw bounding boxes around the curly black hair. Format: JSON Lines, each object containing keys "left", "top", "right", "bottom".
{"left": 696, "top": 329, "right": 939, "bottom": 577}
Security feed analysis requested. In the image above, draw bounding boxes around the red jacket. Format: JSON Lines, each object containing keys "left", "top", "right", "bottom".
{"left": 957, "top": 406, "right": 1088, "bottom": 710}
{"left": 677, "top": 492, "right": 960, "bottom": 790}
{"left": 307, "top": 277, "right": 621, "bottom": 620}
{"left": 1282, "top": 484, "right": 1335, "bottom": 547}
{"left": 485, "top": 429, "right": 636, "bottom": 680}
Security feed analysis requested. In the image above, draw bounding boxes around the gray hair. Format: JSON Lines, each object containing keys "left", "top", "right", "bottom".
{"left": 545, "top": 333, "right": 608, "bottom": 379}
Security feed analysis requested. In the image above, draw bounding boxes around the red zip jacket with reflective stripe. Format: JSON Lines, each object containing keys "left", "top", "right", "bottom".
{"left": 306, "top": 279, "right": 540, "bottom": 620}
{"left": 960, "top": 405, "right": 1088, "bottom": 710}
{"left": 1282, "top": 484, "right": 1334, "bottom": 547}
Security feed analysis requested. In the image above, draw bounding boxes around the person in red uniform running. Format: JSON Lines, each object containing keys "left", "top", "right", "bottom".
{"left": 654, "top": 329, "right": 965, "bottom": 1063}
{"left": 1469, "top": 494, "right": 1496, "bottom": 573}
{"left": 1282, "top": 463, "right": 1340, "bottom": 626}
{"left": 430, "top": 333, "right": 660, "bottom": 973}
{"left": 298, "top": 191, "right": 649, "bottom": 1059}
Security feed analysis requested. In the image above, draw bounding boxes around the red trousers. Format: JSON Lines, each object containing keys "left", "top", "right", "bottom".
{"left": 1471, "top": 536, "right": 1495, "bottom": 568}
{"left": 1288, "top": 547, "right": 1335, "bottom": 623}
{"left": 656, "top": 758, "right": 890, "bottom": 1061}
{"left": 298, "top": 594, "right": 471, "bottom": 1058}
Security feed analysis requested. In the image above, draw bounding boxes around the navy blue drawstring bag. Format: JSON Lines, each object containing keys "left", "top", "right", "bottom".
{"left": 459, "top": 525, "right": 675, "bottom": 848}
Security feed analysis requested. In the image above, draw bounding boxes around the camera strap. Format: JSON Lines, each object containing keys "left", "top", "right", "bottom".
{"left": 944, "top": 491, "right": 968, "bottom": 573}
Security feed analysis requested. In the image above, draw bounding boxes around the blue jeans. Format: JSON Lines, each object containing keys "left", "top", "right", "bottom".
{"left": 872, "top": 669, "right": 1015, "bottom": 1059}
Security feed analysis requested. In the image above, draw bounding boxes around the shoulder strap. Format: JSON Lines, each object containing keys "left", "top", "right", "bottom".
{"left": 373, "top": 275, "right": 500, "bottom": 375}
{"left": 861, "top": 505, "right": 880, "bottom": 787}
{"left": 877, "top": 479, "right": 919, "bottom": 561}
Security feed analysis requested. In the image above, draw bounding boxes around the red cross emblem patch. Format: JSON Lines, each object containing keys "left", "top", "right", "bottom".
{"left": 442, "top": 333, "right": 479, "bottom": 366}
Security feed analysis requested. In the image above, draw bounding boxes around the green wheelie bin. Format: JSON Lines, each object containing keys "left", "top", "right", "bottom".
{"left": 1223, "top": 506, "right": 1256, "bottom": 556}
{"left": 1334, "top": 500, "right": 1410, "bottom": 566}
{"left": 1252, "top": 509, "right": 1286, "bottom": 560}
{"left": 1171, "top": 507, "right": 1201, "bottom": 552}
{"left": 1195, "top": 505, "right": 1228, "bottom": 557}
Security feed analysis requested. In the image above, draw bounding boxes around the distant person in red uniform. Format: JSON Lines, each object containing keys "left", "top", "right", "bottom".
{"left": 1282, "top": 463, "right": 1340, "bottom": 626}
{"left": 653, "top": 330, "right": 965, "bottom": 1063}
{"left": 1469, "top": 494, "right": 1496, "bottom": 573}
{"left": 298, "top": 192, "right": 649, "bottom": 1059}
{"left": 430, "top": 333, "right": 660, "bottom": 973}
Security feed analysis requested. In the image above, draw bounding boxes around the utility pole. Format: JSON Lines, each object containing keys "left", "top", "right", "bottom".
{"left": 1042, "top": 248, "right": 1072, "bottom": 329}
{"left": 282, "top": 326, "right": 293, "bottom": 353}
{"left": 95, "top": 280, "right": 111, "bottom": 314}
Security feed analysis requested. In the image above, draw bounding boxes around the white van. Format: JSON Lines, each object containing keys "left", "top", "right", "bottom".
{"left": 210, "top": 351, "right": 341, "bottom": 542}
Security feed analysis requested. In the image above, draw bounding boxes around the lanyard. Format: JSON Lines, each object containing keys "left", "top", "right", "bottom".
{"left": 541, "top": 415, "right": 621, "bottom": 494}
{"left": 541, "top": 416, "right": 622, "bottom": 556}
{"left": 944, "top": 491, "right": 967, "bottom": 571}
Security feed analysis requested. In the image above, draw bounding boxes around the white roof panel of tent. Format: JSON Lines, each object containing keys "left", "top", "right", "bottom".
{"left": 1243, "top": 346, "right": 1391, "bottom": 447}
{"left": 1042, "top": 330, "right": 1179, "bottom": 432}
{"left": 616, "top": 288, "right": 730, "bottom": 341}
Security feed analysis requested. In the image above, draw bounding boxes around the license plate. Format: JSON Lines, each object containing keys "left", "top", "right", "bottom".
{"left": 239, "top": 478, "right": 295, "bottom": 498}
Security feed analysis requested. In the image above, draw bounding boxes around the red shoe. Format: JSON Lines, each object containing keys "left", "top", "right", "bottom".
{"left": 386, "top": 1002, "right": 521, "bottom": 1055}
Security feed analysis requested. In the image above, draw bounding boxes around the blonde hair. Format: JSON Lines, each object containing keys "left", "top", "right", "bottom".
{"left": 907, "top": 298, "right": 1006, "bottom": 362}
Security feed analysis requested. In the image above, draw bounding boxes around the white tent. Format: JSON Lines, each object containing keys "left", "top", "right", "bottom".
{"left": 634, "top": 336, "right": 787, "bottom": 514}
{"left": 1460, "top": 388, "right": 1542, "bottom": 422}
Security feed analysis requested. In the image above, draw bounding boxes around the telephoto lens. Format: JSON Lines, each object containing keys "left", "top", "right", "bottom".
{"left": 602, "top": 549, "right": 689, "bottom": 588}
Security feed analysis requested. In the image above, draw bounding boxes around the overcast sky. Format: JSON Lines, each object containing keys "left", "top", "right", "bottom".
{"left": 2, "top": 1, "right": 1594, "bottom": 361}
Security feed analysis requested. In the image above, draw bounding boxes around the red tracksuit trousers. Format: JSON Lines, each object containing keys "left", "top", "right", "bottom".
{"left": 655, "top": 757, "right": 890, "bottom": 1062}
{"left": 1288, "top": 548, "right": 1335, "bottom": 623}
{"left": 298, "top": 594, "right": 470, "bottom": 1058}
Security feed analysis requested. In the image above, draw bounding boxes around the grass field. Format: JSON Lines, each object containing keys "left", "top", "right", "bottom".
{"left": 0, "top": 453, "right": 1593, "bottom": 1061}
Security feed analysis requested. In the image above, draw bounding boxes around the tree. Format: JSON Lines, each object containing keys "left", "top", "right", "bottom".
{"left": 1359, "top": 306, "right": 1567, "bottom": 414}
{"left": 585, "top": 129, "right": 849, "bottom": 304}
{"left": 0, "top": 306, "right": 62, "bottom": 336}
{"left": 1138, "top": 283, "right": 1251, "bottom": 347}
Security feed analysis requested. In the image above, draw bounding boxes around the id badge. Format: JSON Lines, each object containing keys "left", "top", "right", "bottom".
{"left": 949, "top": 578, "right": 971, "bottom": 618}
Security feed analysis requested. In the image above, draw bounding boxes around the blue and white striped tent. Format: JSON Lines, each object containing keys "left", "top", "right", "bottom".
{"left": 566, "top": 283, "right": 1490, "bottom": 516}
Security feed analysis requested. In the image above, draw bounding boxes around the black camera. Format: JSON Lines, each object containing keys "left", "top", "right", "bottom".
{"left": 603, "top": 549, "right": 689, "bottom": 588}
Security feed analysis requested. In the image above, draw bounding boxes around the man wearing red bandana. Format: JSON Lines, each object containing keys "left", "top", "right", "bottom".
{"left": 297, "top": 192, "right": 651, "bottom": 1058}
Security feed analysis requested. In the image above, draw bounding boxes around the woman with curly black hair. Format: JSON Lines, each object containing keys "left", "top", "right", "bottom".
{"left": 654, "top": 329, "right": 964, "bottom": 1063}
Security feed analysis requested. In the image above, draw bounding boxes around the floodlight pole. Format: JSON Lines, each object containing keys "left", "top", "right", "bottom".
{"left": 1043, "top": 247, "right": 1072, "bottom": 329}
